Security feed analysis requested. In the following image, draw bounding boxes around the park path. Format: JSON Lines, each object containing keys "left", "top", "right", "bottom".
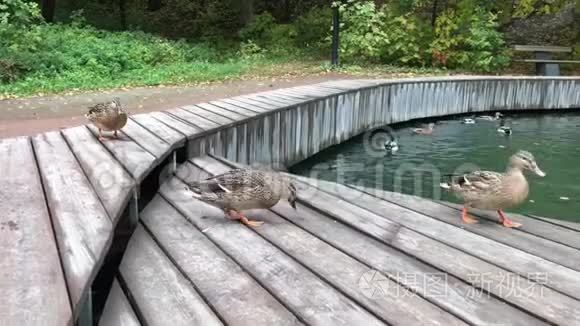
{"left": 0, "top": 73, "right": 361, "bottom": 138}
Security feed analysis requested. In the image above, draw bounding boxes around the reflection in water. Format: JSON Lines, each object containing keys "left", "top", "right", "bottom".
{"left": 291, "top": 113, "right": 580, "bottom": 222}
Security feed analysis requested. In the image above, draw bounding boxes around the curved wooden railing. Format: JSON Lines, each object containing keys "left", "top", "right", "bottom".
{"left": 1, "top": 76, "right": 578, "bottom": 325}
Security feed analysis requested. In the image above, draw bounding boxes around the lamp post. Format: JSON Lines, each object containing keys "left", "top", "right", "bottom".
{"left": 331, "top": 4, "right": 340, "bottom": 66}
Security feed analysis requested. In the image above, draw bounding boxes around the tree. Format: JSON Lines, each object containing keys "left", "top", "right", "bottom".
{"left": 148, "top": 0, "right": 163, "bottom": 11}
{"left": 40, "top": 0, "right": 56, "bottom": 22}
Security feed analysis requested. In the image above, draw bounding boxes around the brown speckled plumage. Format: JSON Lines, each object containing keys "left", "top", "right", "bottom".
{"left": 85, "top": 97, "right": 128, "bottom": 138}
{"left": 186, "top": 168, "right": 297, "bottom": 219}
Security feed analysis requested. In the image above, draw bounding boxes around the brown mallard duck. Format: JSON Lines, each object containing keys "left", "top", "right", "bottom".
{"left": 412, "top": 123, "right": 435, "bottom": 135}
{"left": 440, "top": 150, "right": 545, "bottom": 228}
{"left": 186, "top": 168, "right": 297, "bottom": 227}
{"left": 85, "top": 97, "right": 128, "bottom": 141}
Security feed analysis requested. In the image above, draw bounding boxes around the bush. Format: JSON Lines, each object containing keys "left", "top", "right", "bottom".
{"left": 239, "top": 12, "right": 277, "bottom": 44}
{"left": 380, "top": 12, "right": 431, "bottom": 66}
{"left": 294, "top": 7, "right": 332, "bottom": 52}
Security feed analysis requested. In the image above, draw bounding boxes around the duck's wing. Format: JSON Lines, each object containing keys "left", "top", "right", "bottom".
{"left": 457, "top": 171, "right": 503, "bottom": 191}
{"left": 199, "top": 169, "right": 266, "bottom": 193}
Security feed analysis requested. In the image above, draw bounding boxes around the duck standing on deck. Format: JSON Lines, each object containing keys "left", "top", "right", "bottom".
{"left": 85, "top": 97, "right": 128, "bottom": 141}
{"left": 440, "top": 150, "right": 545, "bottom": 228}
{"left": 185, "top": 168, "right": 297, "bottom": 227}
{"left": 412, "top": 123, "right": 435, "bottom": 135}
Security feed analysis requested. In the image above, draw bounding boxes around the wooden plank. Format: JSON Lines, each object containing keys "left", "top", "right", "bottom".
{"left": 131, "top": 114, "right": 186, "bottom": 148}
{"left": 262, "top": 89, "right": 313, "bottom": 100}
{"left": 166, "top": 108, "right": 220, "bottom": 130}
{"left": 149, "top": 111, "right": 203, "bottom": 139}
{"left": 182, "top": 105, "right": 234, "bottom": 125}
{"left": 211, "top": 99, "right": 269, "bottom": 114}
{"left": 243, "top": 93, "right": 301, "bottom": 106}
{"left": 99, "top": 279, "right": 140, "bottom": 326}
{"left": 141, "top": 194, "right": 302, "bottom": 326}
{"left": 351, "top": 187, "right": 580, "bottom": 272}
{"left": 205, "top": 157, "right": 552, "bottom": 325}
{"left": 121, "top": 119, "right": 171, "bottom": 159}
{"left": 32, "top": 131, "right": 114, "bottom": 313}
{"left": 186, "top": 160, "right": 468, "bottom": 326}
{"left": 439, "top": 201, "right": 580, "bottom": 250}
{"left": 195, "top": 102, "right": 249, "bottom": 121}
{"left": 514, "top": 45, "right": 572, "bottom": 53}
{"left": 87, "top": 124, "right": 156, "bottom": 182}
{"left": 120, "top": 225, "right": 223, "bottom": 326}
{"left": 516, "top": 59, "right": 580, "bottom": 63}
{"left": 228, "top": 96, "right": 281, "bottom": 110}
{"left": 0, "top": 137, "right": 72, "bottom": 326}
{"left": 296, "top": 177, "right": 580, "bottom": 300}
{"left": 62, "top": 126, "right": 135, "bottom": 223}
{"left": 527, "top": 214, "right": 580, "bottom": 232}
{"left": 159, "top": 177, "right": 386, "bottom": 326}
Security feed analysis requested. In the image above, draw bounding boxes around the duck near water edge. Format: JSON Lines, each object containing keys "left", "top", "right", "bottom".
{"left": 441, "top": 150, "right": 545, "bottom": 228}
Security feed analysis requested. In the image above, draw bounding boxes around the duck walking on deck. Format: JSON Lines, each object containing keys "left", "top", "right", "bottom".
{"left": 186, "top": 168, "right": 297, "bottom": 227}
{"left": 85, "top": 97, "right": 128, "bottom": 141}
{"left": 440, "top": 151, "right": 545, "bottom": 228}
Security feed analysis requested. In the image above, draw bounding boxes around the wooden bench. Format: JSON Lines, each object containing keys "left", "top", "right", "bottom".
{"left": 514, "top": 45, "right": 580, "bottom": 76}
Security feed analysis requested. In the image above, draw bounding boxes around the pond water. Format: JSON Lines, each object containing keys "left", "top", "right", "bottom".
{"left": 291, "top": 111, "right": 580, "bottom": 222}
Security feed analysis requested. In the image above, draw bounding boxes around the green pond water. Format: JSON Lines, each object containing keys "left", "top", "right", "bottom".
{"left": 291, "top": 112, "right": 580, "bottom": 222}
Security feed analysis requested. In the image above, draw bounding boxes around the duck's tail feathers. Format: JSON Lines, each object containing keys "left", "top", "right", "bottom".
{"left": 184, "top": 181, "right": 202, "bottom": 196}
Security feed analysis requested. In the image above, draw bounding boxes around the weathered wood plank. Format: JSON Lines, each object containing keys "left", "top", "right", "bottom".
{"left": 439, "top": 201, "right": 580, "bottom": 250}
{"left": 87, "top": 124, "right": 156, "bottom": 182}
{"left": 62, "top": 126, "right": 135, "bottom": 223}
{"left": 99, "top": 279, "right": 140, "bottom": 326}
{"left": 186, "top": 159, "right": 468, "bottom": 326}
{"left": 141, "top": 194, "right": 302, "bottom": 326}
{"left": 297, "top": 177, "right": 580, "bottom": 300}
{"left": 166, "top": 108, "right": 220, "bottom": 130}
{"left": 0, "top": 137, "right": 72, "bottom": 326}
{"left": 350, "top": 186, "right": 580, "bottom": 272}
{"left": 182, "top": 105, "right": 234, "bottom": 125}
{"left": 527, "top": 214, "right": 580, "bottom": 232}
{"left": 32, "top": 131, "right": 113, "bottom": 313}
{"left": 211, "top": 99, "right": 269, "bottom": 114}
{"left": 120, "top": 225, "right": 223, "bottom": 326}
{"left": 513, "top": 45, "right": 572, "bottom": 53}
{"left": 121, "top": 119, "right": 171, "bottom": 159}
{"left": 195, "top": 102, "right": 249, "bottom": 121}
{"left": 149, "top": 111, "right": 203, "bottom": 139}
{"left": 262, "top": 89, "right": 313, "bottom": 101}
{"left": 242, "top": 93, "right": 300, "bottom": 106}
{"left": 159, "top": 176, "right": 386, "bottom": 326}
{"left": 206, "top": 156, "right": 551, "bottom": 325}
{"left": 228, "top": 96, "right": 280, "bottom": 111}
{"left": 131, "top": 114, "right": 186, "bottom": 148}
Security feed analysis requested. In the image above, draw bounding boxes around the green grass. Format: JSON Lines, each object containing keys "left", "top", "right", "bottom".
{"left": 0, "top": 23, "right": 449, "bottom": 99}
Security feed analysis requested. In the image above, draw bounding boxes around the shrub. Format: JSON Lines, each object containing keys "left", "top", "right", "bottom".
{"left": 294, "top": 6, "right": 332, "bottom": 51}
{"left": 380, "top": 12, "right": 431, "bottom": 66}
{"left": 239, "top": 12, "right": 276, "bottom": 44}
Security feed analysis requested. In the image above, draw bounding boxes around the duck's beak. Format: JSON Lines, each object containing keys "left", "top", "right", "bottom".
{"left": 534, "top": 166, "right": 546, "bottom": 177}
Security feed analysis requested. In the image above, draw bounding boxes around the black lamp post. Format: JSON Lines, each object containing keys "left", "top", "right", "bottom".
{"left": 331, "top": 5, "right": 340, "bottom": 66}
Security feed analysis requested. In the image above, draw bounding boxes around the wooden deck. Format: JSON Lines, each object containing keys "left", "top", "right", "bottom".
{"left": 1, "top": 77, "right": 579, "bottom": 325}
{"left": 101, "top": 155, "right": 580, "bottom": 326}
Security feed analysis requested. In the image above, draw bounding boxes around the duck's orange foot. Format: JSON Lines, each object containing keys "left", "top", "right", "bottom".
{"left": 227, "top": 210, "right": 264, "bottom": 227}
{"left": 462, "top": 207, "right": 479, "bottom": 224}
{"left": 497, "top": 210, "right": 522, "bottom": 228}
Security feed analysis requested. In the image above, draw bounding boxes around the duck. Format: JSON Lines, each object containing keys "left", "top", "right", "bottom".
{"left": 412, "top": 123, "right": 435, "bottom": 135}
{"left": 462, "top": 118, "right": 476, "bottom": 124}
{"left": 440, "top": 150, "right": 545, "bottom": 228}
{"left": 477, "top": 112, "right": 503, "bottom": 121}
{"left": 384, "top": 132, "right": 399, "bottom": 152}
{"left": 185, "top": 168, "right": 297, "bottom": 227}
{"left": 85, "top": 97, "right": 128, "bottom": 141}
{"left": 497, "top": 118, "right": 512, "bottom": 135}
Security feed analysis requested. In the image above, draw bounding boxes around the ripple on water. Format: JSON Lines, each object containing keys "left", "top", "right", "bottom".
{"left": 292, "top": 113, "right": 580, "bottom": 222}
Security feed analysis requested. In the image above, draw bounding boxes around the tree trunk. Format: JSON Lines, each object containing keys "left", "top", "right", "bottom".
{"left": 148, "top": 0, "right": 163, "bottom": 11}
{"left": 40, "top": 0, "right": 56, "bottom": 23}
{"left": 119, "top": 0, "right": 127, "bottom": 30}
{"left": 239, "top": 0, "right": 254, "bottom": 26}
{"left": 431, "top": 0, "right": 439, "bottom": 27}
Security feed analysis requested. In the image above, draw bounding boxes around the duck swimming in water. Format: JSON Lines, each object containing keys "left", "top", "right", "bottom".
{"left": 497, "top": 118, "right": 512, "bottom": 135}
{"left": 412, "top": 123, "right": 435, "bottom": 135}
{"left": 462, "top": 118, "right": 476, "bottom": 124}
{"left": 477, "top": 112, "right": 503, "bottom": 121}
{"left": 384, "top": 131, "right": 399, "bottom": 152}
